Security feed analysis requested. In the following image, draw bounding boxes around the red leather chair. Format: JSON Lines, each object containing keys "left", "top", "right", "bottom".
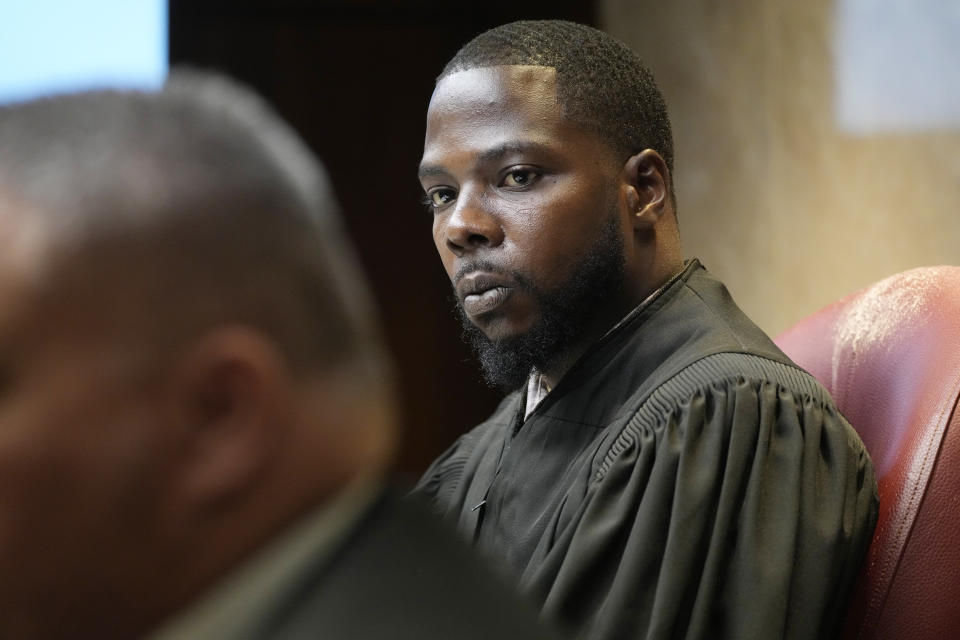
{"left": 775, "top": 266, "right": 960, "bottom": 640}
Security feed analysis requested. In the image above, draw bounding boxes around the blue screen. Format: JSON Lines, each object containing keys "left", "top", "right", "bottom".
{"left": 0, "top": 0, "right": 167, "bottom": 104}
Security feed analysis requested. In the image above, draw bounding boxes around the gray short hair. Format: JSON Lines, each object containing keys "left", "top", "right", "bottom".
{"left": 0, "top": 69, "right": 387, "bottom": 378}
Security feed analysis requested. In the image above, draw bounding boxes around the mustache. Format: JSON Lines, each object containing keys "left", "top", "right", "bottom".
{"left": 453, "top": 260, "right": 534, "bottom": 291}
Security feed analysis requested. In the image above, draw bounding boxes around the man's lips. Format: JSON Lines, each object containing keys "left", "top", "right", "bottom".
{"left": 456, "top": 271, "right": 515, "bottom": 317}
{"left": 463, "top": 286, "right": 512, "bottom": 316}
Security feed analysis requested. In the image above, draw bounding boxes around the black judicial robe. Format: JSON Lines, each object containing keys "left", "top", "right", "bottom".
{"left": 416, "top": 260, "right": 878, "bottom": 640}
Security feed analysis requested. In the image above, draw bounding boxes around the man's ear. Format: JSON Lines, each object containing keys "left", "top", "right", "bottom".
{"left": 622, "top": 149, "right": 670, "bottom": 230}
{"left": 166, "top": 326, "right": 293, "bottom": 513}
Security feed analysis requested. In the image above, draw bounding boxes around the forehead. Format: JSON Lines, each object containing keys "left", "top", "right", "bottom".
{"left": 428, "top": 65, "right": 561, "bottom": 125}
{"left": 0, "top": 193, "right": 53, "bottom": 346}
{"left": 0, "top": 188, "right": 127, "bottom": 347}
{"left": 421, "top": 65, "right": 607, "bottom": 172}
{"left": 0, "top": 188, "right": 53, "bottom": 285}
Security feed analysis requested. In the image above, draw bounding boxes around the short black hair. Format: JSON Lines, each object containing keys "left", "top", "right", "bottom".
{"left": 0, "top": 71, "right": 387, "bottom": 380}
{"left": 442, "top": 20, "right": 675, "bottom": 201}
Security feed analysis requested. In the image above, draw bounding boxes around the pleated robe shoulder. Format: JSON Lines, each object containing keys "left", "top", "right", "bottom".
{"left": 416, "top": 260, "right": 878, "bottom": 640}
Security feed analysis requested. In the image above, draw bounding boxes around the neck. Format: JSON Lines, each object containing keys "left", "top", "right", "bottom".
{"left": 539, "top": 257, "right": 684, "bottom": 388}
{"left": 537, "top": 295, "right": 637, "bottom": 388}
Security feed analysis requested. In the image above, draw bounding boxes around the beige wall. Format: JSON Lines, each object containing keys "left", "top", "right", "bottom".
{"left": 602, "top": 0, "right": 960, "bottom": 335}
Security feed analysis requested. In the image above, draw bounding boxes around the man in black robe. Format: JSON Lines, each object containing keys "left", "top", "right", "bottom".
{"left": 416, "top": 20, "right": 878, "bottom": 640}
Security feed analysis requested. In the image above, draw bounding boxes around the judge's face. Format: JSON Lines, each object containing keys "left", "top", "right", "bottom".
{"left": 0, "top": 205, "right": 173, "bottom": 636}
{"left": 419, "top": 66, "right": 629, "bottom": 346}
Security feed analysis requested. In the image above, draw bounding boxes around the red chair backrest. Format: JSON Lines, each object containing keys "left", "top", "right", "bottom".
{"left": 775, "top": 266, "right": 960, "bottom": 639}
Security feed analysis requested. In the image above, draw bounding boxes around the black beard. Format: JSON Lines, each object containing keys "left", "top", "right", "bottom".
{"left": 455, "top": 214, "right": 626, "bottom": 392}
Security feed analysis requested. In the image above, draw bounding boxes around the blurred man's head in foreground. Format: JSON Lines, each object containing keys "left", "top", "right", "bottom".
{"left": 0, "top": 72, "right": 396, "bottom": 639}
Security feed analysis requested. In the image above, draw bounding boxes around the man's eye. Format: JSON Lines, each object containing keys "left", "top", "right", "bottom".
{"left": 426, "top": 189, "right": 456, "bottom": 208}
{"left": 502, "top": 169, "right": 539, "bottom": 188}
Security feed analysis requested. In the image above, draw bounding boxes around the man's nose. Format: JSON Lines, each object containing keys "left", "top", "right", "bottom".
{"left": 443, "top": 189, "right": 504, "bottom": 255}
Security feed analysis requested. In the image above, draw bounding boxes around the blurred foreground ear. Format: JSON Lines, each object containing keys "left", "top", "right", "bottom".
{"left": 168, "top": 326, "right": 293, "bottom": 511}
{"left": 623, "top": 149, "right": 670, "bottom": 230}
